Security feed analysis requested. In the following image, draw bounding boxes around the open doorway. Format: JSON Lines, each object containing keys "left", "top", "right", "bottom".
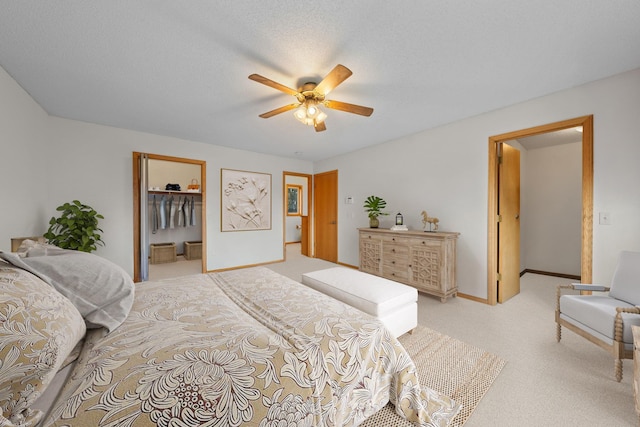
{"left": 487, "top": 115, "right": 593, "bottom": 305}
{"left": 133, "top": 152, "right": 206, "bottom": 282}
{"left": 283, "top": 171, "right": 312, "bottom": 259}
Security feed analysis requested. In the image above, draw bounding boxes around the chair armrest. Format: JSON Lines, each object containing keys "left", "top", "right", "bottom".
{"left": 557, "top": 283, "right": 610, "bottom": 292}
{"left": 556, "top": 283, "right": 611, "bottom": 312}
{"left": 571, "top": 284, "right": 609, "bottom": 292}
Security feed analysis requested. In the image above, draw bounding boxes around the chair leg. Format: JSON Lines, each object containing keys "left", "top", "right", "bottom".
{"left": 615, "top": 358, "right": 623, "bottom": 382}
{"left": 556, "top": 322, "right": 561, "bottom": 342}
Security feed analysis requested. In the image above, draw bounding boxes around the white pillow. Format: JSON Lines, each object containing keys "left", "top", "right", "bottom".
{"left": 0, "top": 246, "right": 134, "bottom": 332}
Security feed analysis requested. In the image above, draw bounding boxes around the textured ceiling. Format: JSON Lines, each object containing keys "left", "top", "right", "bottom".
{"left": 1, "top": 1, "right": 639, "bottom": 161}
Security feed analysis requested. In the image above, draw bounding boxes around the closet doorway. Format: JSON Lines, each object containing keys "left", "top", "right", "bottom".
{"left": 283, "top": 172, "right": 312, "bottom": 259}
{"left": 487, "top": 115, "right": 593, "bottom": 305}
{"left": 133, "top": 152, "right": 206, "bottom": 282}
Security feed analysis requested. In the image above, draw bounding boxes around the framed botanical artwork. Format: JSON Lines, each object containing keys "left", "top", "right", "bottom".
{"left": 221, "top": 168, "right": 271, "bottom": 231}
{"left": 286, "top": 184, "right": 302, "bottom": 216}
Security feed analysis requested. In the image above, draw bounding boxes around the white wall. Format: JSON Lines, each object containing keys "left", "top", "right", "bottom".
{"left": 0, "top": 65, "right": 313, "bottom": 276}
{"left": 0, "top": 66, "right": 50, "bottom": 240}
{"left": 3, "top": 63, "right": 639, "bottom": 296}
{"left": 521, "top": 141, "right": 582, "bottom": 275}
{"left": 316, "top": 68, "right": 640, "bottom": 299}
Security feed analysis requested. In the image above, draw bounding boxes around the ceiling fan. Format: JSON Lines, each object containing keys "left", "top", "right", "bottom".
{"left": 248, "top": 64, "right": 373, "bottom": 132}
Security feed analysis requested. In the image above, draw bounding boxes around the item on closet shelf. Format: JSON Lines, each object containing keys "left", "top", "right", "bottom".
{"left": 187, "top": 178, "right": 200, "bottom": 192}
{"left": 165, "top": 183, "right": 181, "bottom": 191}
{"left": 150, "top": 242, "right": 177, "bottom": 264}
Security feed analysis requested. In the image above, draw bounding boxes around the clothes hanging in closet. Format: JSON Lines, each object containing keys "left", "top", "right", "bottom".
{"left": 152, "top": 195, "right": 158, "bottom": 234}
{"left": 168, "top": 196, "right": 175, "bottom": 229}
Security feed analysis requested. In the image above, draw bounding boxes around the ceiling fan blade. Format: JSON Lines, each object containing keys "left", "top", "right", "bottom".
{"left": 323, "top": 100, "right": 374, "bottom": 117}
{"left": 314, "top": 121, "right": 327, "bottom": 132}
{"left": 259, "top": 103, "right": 299, "bottom": 118}
{"left": 248, "top": 74, "right": 299, "bottom": 96}
{"left": 314, "top": 64, "right": 353, "bottom": 95}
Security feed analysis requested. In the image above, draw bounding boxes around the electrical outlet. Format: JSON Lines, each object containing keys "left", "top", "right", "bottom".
{"left": 599, "top": 212, "right": 611, "bottom": 225}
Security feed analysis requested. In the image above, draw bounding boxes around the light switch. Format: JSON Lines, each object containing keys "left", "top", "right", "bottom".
{"left": 599, "top": 212, "right": 611, "bottom": 225}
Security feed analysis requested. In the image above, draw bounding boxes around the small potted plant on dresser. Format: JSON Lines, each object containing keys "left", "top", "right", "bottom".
{"left": 363, "top": 195, "right": 388, "bottom": 228}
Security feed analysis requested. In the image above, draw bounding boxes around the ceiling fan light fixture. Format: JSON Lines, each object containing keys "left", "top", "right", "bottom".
{"left": 294, "top": 105, "right": 307, "bottom": 122}
{"left": 315, "top": 110, "right": 327, "bottom": 124}
{"left": 250, "top": 64, "right": 374, "bottom": 132}
{"left": 294, "top": 100, "right": 326, "bottom": 126}
{"left": 306, "top": 103, "right": 319, "bottom": 118}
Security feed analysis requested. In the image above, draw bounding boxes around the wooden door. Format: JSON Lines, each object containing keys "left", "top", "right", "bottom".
{"left": 498, "top": 143, "right": 521, "bottom": 302}
{"left": 314, "top": 170, "right": 338, "bottom": 263}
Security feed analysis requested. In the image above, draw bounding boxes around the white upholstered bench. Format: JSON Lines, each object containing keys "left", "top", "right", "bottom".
{"left": 301, "top": 267, "right": 417, "bottom": 338}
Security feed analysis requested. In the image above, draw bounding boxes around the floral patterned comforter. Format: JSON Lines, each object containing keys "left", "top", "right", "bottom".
{"left": 44, "top": 267, "right": 459, "bottom": 426}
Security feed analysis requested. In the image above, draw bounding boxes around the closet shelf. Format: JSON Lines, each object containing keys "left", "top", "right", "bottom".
{"left": 148, "top": 190, "right": 201, "bottom": 195}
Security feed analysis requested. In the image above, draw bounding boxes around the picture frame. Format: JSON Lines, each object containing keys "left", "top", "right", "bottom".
{"left": 286, "top": 184, "right": 302, "bottom": 216}
{"left": 221, "top": 168, "right": 271, "bottom": 231}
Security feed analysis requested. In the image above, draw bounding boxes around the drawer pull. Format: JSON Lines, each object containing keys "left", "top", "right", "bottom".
{"left": 392, "top": 261, "right": 395, "bottom": 264}
{"left": 391, "top": 248, "right": 395, "bottom": 252}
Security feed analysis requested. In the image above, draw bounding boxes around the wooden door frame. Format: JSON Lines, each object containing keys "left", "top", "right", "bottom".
{"left": 282, "top": 171, "right": 312, "bottom": 259}
{"left": 487, "top": 115, "right": 593, "bottom": 305}
{"left": 132, "top": 152, "right": 207, "bottom": 282}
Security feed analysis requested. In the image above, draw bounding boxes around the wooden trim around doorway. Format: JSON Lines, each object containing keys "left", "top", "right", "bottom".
{"left": 132, "top": 152, "right": 207, "bottom": 282}
{"left": 282, "top": 171, "right": 313, "bottom": 259}
{"left": 487, "top": 115, "right": 593, "bottom": 305}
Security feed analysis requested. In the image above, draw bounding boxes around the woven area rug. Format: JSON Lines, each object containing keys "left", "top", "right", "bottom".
{"left": 361, "top": 326, "right": 506, "bottom": 427}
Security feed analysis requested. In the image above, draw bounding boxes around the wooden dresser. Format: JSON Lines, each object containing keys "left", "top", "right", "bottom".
{"left": 358, "top": 228, "right": 459, "bottom": 302}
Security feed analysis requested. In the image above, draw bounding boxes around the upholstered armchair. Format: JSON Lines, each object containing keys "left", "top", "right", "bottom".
{"left": 556, "top": 251, "right": 640, "bottom": 382}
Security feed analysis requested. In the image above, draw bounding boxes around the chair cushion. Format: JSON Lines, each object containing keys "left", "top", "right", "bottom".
{"left": 560, "top": 294, "right": 640, "bottom": 344}
{"left": 608, "top": 251, "right": 640, "bottom": 306}
{"left": 301, "top": 267, "right": 417, "bottom": 317}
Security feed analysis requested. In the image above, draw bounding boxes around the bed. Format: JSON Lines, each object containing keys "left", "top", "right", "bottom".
{"left": 0, "top": 242, "right": 459, "bottom": 427}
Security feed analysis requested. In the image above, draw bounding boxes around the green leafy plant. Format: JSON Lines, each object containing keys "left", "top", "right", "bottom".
{"left": 363, "top": 195, "right": 389, "bottom": 219}
{"left": 44, "top": 200, "right": 105, "bottom": 252}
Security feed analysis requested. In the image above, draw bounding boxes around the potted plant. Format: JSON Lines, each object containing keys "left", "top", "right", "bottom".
{"left": 363, "top": 195, "right": 388, "bottom": 228}
{"left": 44, "top": 200, "right": 105, "bottom": 252}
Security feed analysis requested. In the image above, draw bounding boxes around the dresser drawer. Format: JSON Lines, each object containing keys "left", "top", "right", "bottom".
{"left": 382, "top": 265, "right": 409, "bottom": 281}
{"left": 360, "top": 232, "right": 382, "bottom": 241}
{"left": 383, "top": 243, "right": 409, "bottom": 257}
{"left": 383, "top": 254, "right": 409, "bottom": 270}
{"left": 381, "top": 234, "right": 412, "bottom": 245}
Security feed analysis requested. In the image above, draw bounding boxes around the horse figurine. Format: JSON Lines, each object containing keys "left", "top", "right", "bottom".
{"left": 421, "top": 210, "right": 439, "bottom": 231}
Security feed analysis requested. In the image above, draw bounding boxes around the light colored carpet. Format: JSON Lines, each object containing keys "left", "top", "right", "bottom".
{"left": 361, "top": 326, "right": 506, "bottom": 427}
{"left": 151, "top": 243, "right": 639, "bottom": 426}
